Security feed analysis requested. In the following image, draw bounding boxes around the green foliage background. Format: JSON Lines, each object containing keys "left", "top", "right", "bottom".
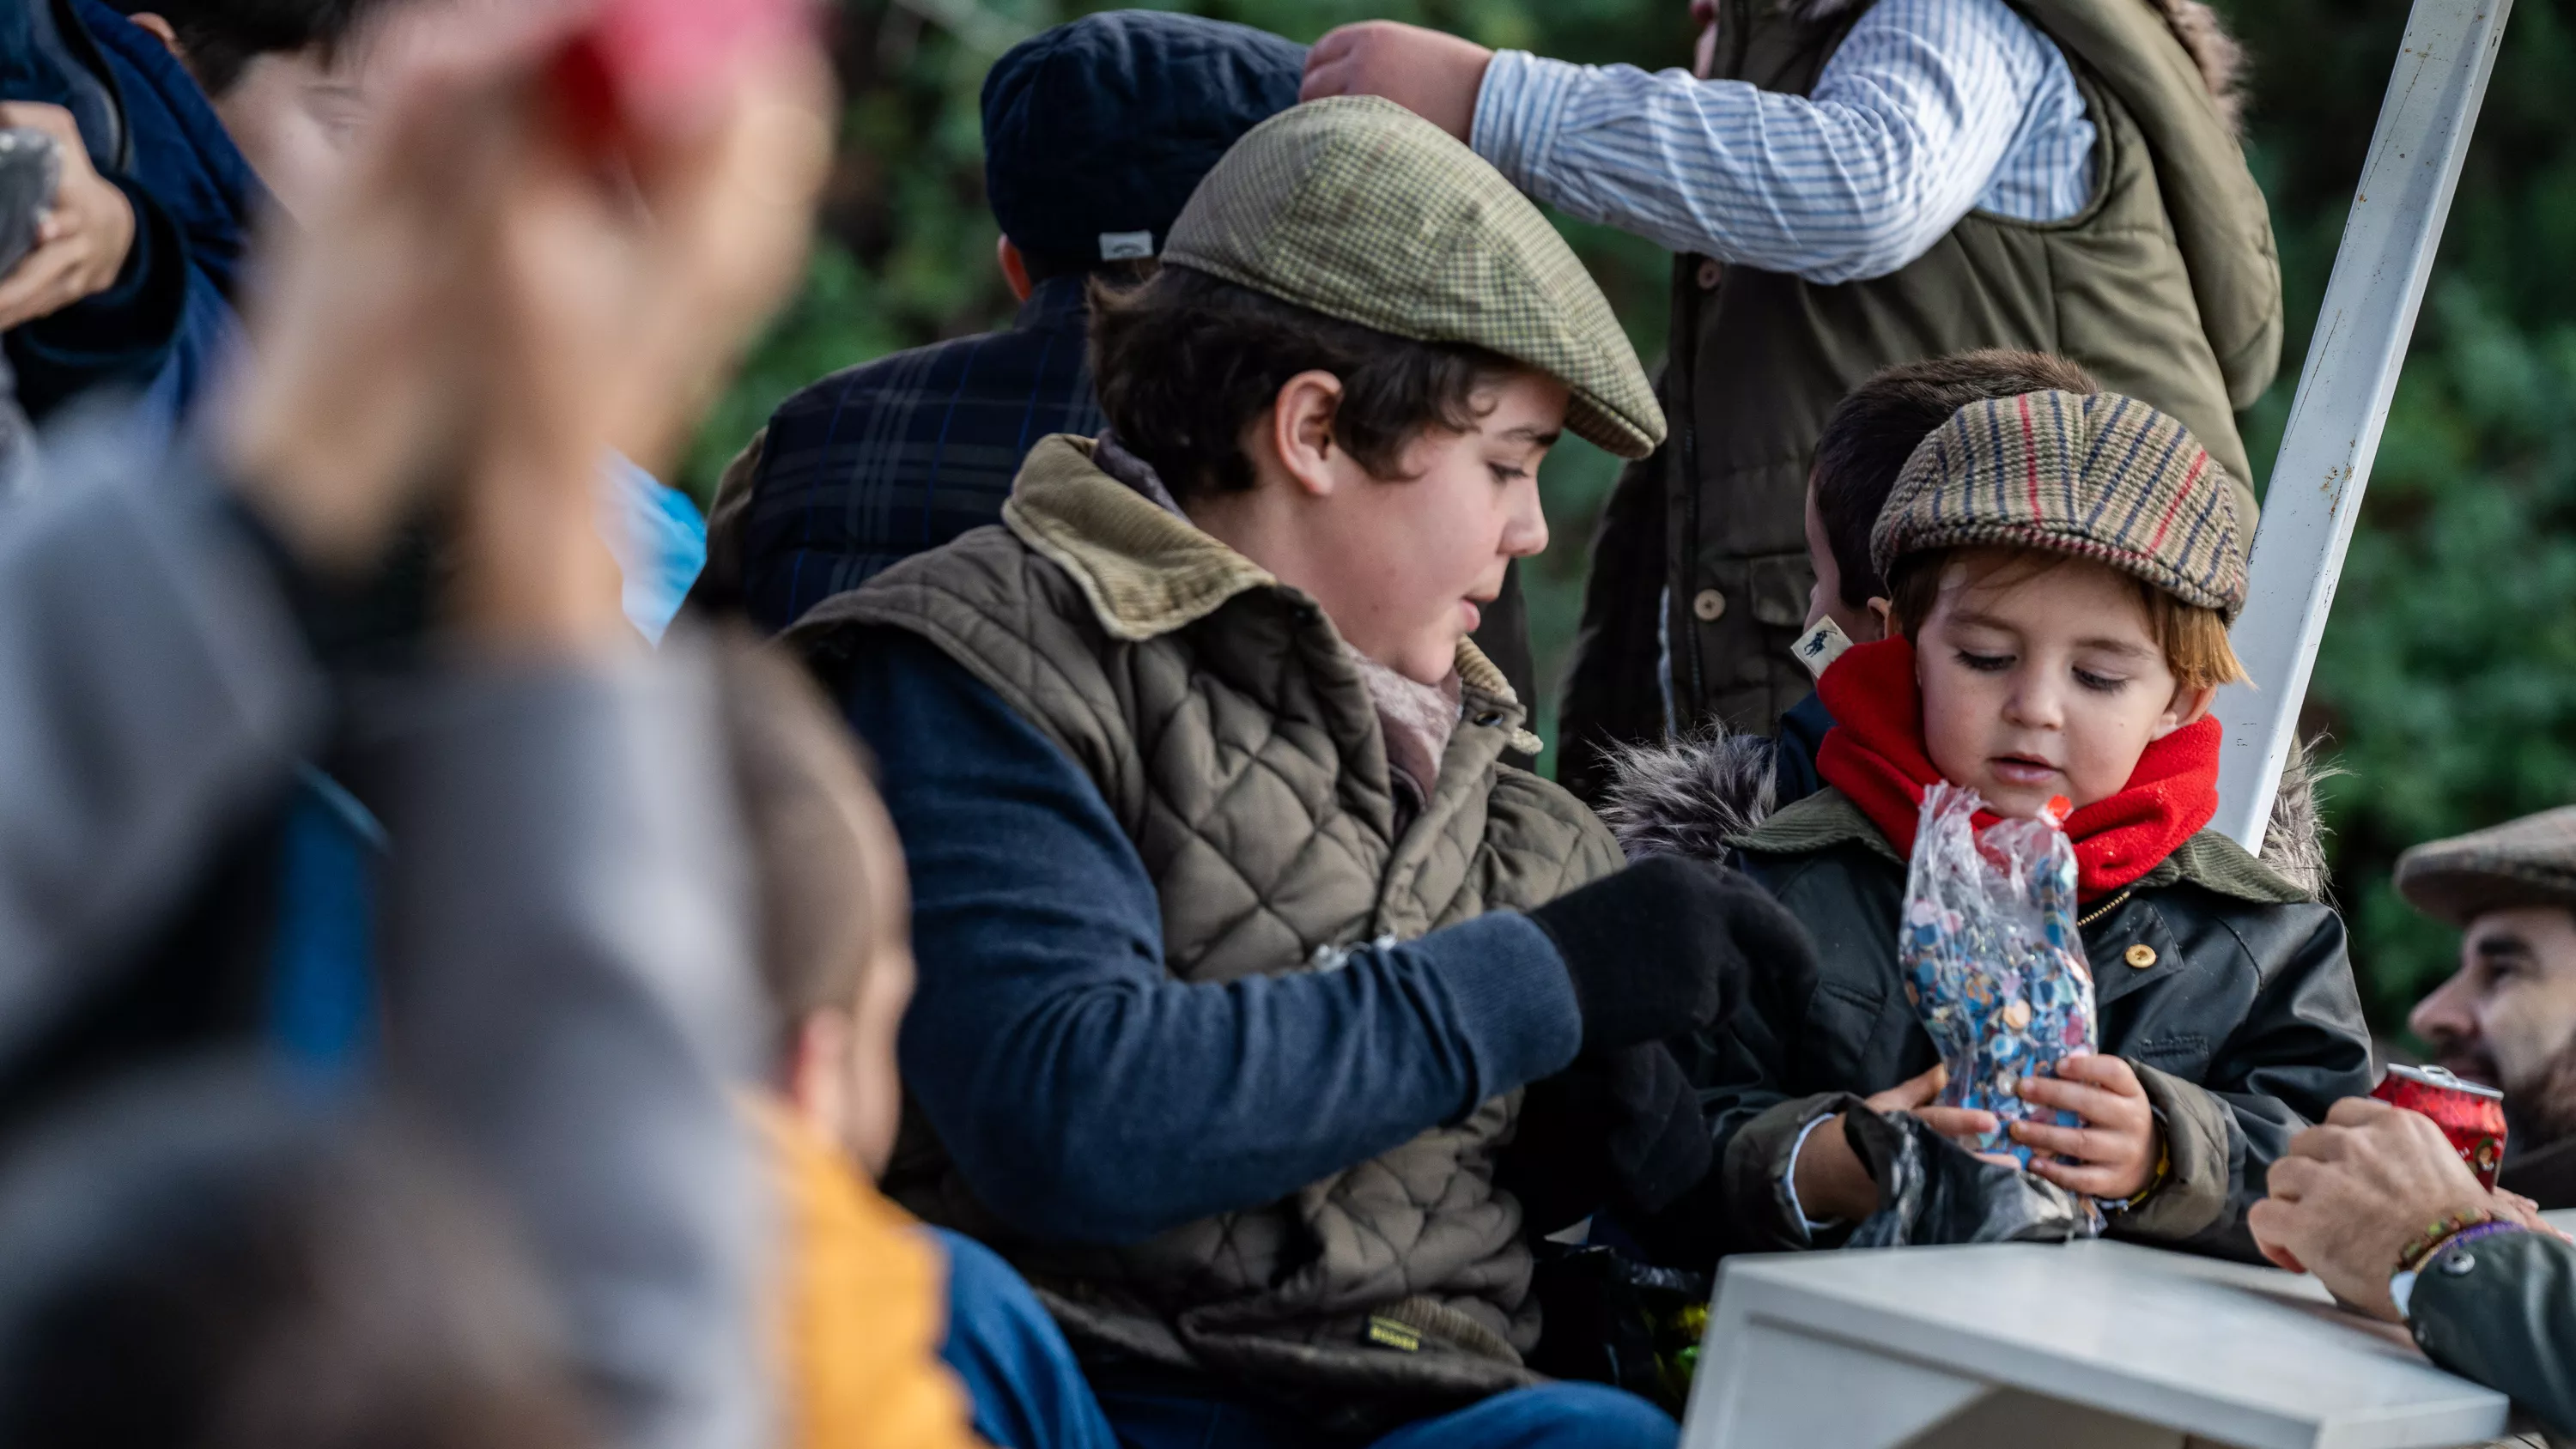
{"left": 692, "top": 0, "right": 2576, "bottom": 1034}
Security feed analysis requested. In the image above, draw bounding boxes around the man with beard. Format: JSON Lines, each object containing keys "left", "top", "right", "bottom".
{"left": 2402, "top": 807, "right": 2576, "bottom": 1208}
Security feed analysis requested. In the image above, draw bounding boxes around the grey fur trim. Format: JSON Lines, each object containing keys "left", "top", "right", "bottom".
{"left": 1779, "top": 0, "right": 2247, "bottom": 137}
{"left": 2148, "top": 0, "right": 2248, "bottom": 137}
{"left": 1598, "top": 721, "right": 2336, "bottom": 900}
{"left": 1599, "top": 723, "right": 1778, "bottom": 863}
{"left": 2257, "top": 737, "right": 2338, "bottom": 903}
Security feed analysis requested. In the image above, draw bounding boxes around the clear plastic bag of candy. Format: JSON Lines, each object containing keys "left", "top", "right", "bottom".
{"left": 1897, "top": 783, "right": 2096, "bottom": 1167}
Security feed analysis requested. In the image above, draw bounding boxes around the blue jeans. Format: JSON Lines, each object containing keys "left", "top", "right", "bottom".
{"left": 933, "top": 1229, "right": 1122, "bottom": 1449}
{"left": 1093, "top": 1379, "right": 1676, "bottom": 1449}
{"left": 933, "top": 1229, "right": 1678, "bottom": 1449}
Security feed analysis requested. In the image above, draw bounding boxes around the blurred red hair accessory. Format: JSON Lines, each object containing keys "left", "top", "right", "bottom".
{"left": 550, "top": 0, "right": 816, "bottom": 154}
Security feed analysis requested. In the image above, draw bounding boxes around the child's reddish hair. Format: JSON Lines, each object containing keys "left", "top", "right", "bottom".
{"left": 1886, "top": 546, "right": 2250, "bottom": 691}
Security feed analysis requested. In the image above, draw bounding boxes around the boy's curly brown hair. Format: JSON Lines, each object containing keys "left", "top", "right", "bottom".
{"left": 1088, "top": 265, "right": 1524, "bottom": 500}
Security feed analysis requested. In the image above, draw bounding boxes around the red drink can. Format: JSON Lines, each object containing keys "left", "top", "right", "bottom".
{"left": 2372, "top": 1064, "right": 2508, "bottom": 1190}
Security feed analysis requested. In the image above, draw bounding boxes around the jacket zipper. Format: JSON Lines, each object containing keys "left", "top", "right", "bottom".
{"left": 2079, "top": 890, "right": 2135, "bottom": 930}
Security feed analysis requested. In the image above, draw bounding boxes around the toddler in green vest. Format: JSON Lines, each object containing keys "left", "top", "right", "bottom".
{"left": 788, "top": 97, "right": 1807, "bottom": 1447}
{"left": 1607, "top": 389, "right": 2372, "bottom": 1261}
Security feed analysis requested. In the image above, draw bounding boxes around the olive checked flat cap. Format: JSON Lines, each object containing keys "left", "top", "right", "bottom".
{"left": 2397, "top": 807, "right": 2576, "bottom": 926}
{"left": 1872, "top": 390, "right": 2248, "bottom": 620}
{"left": 1160, "top": 96, "right": 1664, "bottom": 459}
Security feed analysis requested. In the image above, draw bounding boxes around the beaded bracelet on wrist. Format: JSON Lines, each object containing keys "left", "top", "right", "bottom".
{"left": 2396, "top": 1209, "right": 2506, "bottom": 1276}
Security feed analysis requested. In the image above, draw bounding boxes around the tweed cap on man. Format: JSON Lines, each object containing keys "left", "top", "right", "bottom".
{"left": 2396, "top": 807, "right": 2576, "bottom": 927}
{"left": 1870, "top": 390, "right": 2248, "bottom": 619}
{"left": 1158, "top": 96, "right": 1664, "bottom": 459}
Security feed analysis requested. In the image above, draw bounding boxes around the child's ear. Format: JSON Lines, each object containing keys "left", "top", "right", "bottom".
{"left": 1265, "top": 370, "right": 1346, "bottom": 500}
{"left": 783, "top": 1007, "right": 856, "bottom": 1142}
{"left": 2150, "top": 682, "right": 2221, "bottom": 742}
{"left": 1864, "top": 596, "right": 1893, "bottom": 643}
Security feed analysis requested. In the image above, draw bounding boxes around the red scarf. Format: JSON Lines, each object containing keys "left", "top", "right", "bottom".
{"left": 1813, "top": 636, "right": 2221, "bottom": 900}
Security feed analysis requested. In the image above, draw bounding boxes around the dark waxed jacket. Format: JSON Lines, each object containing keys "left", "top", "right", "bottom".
{"left": 1694, "top": 788, "right": 2372, "bottom": 1263}
{"left": 2500, "top": 1132, "right": 2576, "bottom": 1212}
{"left": 1595, "top": 727, "right": 2369, "bottom": 1263}
{"left": 78, "top": 0, "right": 270, "bottom": 424}
{"left": 2407, "top": 1228, "right": 2576, "bottom": 1440}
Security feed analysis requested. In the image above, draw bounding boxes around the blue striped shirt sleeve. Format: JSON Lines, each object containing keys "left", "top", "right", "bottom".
{"left": 1470, "top": 0, "right": 2096, "bottom": 285}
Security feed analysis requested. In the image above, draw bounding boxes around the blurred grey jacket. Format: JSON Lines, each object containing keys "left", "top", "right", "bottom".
{"left": 0, "top": 454, "right": 769, "bottom": 1449}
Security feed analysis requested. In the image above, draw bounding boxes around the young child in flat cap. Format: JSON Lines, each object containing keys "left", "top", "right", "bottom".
{"left": 1614, "top": 389, "right": 2374, "bottom": 1264}
{"left": 779, "top": 95, "right": 1808, "bottom": 1448}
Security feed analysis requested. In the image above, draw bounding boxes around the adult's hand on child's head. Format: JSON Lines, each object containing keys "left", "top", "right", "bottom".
{"left": 2006, "top": 1052, "right": 2159, "bottom": 1201}
{"left": 2246, "top": 1096, "right": 2505, "bottom": 1321}
{"left": 1299, "top": 22, "right": 1492, "bottom": 142}
{"left": 0, "top": 104, "right": 135, "bottom": 332}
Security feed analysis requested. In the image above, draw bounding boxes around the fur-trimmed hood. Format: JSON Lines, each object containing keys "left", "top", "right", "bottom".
{"left": 1778, "top": 0, "right": 2247, "bottom": 136}
{"left": 1598, "top": 723, "right": 2336, "bottom": 900}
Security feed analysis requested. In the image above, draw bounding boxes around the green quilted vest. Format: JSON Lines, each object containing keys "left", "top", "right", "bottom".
{"left": 789, "top": 436, "right": 1625, "bottom": 1426}
{"left": 1647, "top": 0, "right": 2281, "bottom": 737}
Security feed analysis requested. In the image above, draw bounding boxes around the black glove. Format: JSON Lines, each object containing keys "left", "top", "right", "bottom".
{"left": 1526, "top": 853, "right": 1809, "bottom": 1055}
{"left": 1840, "top": 1107, "right": 2091, "bottom": 1248}
{"left": 1506, "top": 1043, "right": 1713, "bottom": 1232}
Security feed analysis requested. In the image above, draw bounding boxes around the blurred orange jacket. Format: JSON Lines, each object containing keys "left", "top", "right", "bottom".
{"left": 747, "top": 1096, "right": 985, "bottom": 1449}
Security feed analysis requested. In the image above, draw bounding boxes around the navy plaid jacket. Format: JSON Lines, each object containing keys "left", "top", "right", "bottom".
{"left": 731, "top": 274, "right": 1102, "bottom": 634}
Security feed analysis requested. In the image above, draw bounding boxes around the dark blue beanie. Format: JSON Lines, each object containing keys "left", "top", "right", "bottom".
{"left": 981, "top": 10, "right": 1304, "bottom": 267}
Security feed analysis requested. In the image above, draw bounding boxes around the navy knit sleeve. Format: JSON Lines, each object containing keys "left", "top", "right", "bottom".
{"left": 6, "top": 177, "right": 185, "bottom": 419}
{"left": 841, "top": 628, "right": 1581, "bottom": 1246}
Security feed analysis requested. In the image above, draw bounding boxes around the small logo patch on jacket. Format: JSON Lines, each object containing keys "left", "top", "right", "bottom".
{"left": 1364, "top": 1316, "right": 1422, "bottom": 1352}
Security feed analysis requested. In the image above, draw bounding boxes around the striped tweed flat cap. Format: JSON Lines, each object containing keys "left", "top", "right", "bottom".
{"left": 1160, "top": 96, "right": 1664, "bottom": 460}
{"left": 1869, "top": 390, "right": 2248, "bottom": 620}
{"left": 2397, "top": 806, "right": 2576, "bottom": 926}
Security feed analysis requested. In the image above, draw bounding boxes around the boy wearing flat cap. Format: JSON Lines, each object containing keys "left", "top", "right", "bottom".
{"left": 2402, "top": 808, "right": 2576, "bottom": 1208}
{"left": 1607, "top": 390, "right": 2372, "bottom": 1263}
{"left": 786, "top": 97, "right": 1812, "bottom": 1448}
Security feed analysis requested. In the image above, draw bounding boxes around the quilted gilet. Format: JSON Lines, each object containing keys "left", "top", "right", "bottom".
{"left": 789, "top": 436, "right": 1625, "bottom": 1424}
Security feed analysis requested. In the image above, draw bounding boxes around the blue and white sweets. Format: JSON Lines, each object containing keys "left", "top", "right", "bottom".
{"left": 1899, "top": 784, "right": 2098, "bottom": 1167}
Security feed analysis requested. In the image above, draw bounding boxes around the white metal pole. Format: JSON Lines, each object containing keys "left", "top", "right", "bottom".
{"left": 2212, "top": 0, "right": 2513, "bottom": 851}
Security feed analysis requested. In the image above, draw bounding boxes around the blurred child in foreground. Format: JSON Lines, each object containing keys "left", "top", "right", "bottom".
{"left": 0, "top": 5, "right": 832, "bottom": 1446}
{"left": 0, "top": 1068, "right": 594, "bottom": 1449}
{"left": 721, "top": 639, "right": 1127, "bottom": 1449}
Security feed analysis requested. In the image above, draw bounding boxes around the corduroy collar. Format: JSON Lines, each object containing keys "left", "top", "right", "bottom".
{"left": 1000, "top": 434, "right": 1536, "bottom": 750}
